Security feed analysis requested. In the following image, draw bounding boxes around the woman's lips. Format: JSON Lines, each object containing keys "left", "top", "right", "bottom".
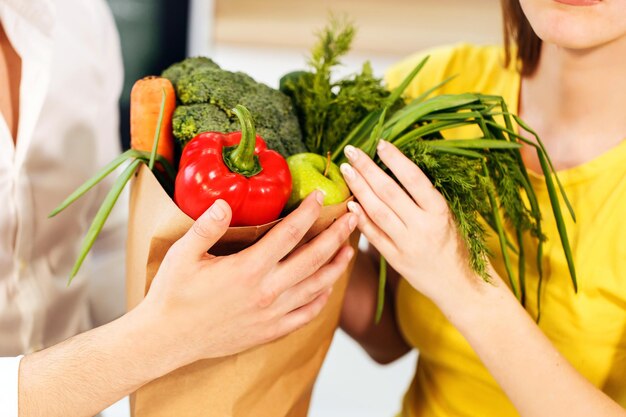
{"left": 553, "top": 0, "right": 601, "bottom": 5}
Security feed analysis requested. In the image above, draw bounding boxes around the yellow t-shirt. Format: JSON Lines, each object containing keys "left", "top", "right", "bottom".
{"left": 385, "top": 44, "right": 626, "bottom": 417}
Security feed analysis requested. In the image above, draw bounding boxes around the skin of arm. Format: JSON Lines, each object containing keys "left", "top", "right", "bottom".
{"left": 18, "top": 303, "right": 178, "bottom": 417}
{"left": 448, "top": 268, "right": 625, "bottom": 417}
{"left": 18, "top": 193, "right": 357, "bottom": 417}
{"left": 339, "top": 141, "right": 626, "bottom": 417}
{"left": 340, "top": 246, "right": 410, "bottom": 364}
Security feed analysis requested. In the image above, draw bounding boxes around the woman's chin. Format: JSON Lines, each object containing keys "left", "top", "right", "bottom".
{"left": 520, "top": 0, "right": 626, "bottom": 50}
{"left": 535, "top": 22, "right": 610, "bottom": 50}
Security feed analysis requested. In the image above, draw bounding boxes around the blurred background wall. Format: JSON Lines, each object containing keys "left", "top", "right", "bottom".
{"left": 103, "top": 1, "right": 502, "bottom": 416}
{"left": 211, "top": 0, "right": 501, "bottom": 54}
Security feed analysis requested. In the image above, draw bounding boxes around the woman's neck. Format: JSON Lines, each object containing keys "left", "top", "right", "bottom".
{"left": 518, "top": 36, "right": 626, "bottom": 171}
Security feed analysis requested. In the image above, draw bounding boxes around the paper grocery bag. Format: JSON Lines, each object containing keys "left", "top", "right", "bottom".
{"left": 126, "top": 164, "right": 359, "bottom": 417}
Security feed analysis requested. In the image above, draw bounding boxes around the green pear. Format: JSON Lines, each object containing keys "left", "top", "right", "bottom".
{"left": 286, "top": 153, "right": 350, "bottom": 210}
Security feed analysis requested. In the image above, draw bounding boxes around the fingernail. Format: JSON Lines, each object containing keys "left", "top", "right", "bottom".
{"left": 347, "top": 201, "right": 360, "bottom": 215}
{"left": 340, "top": 163, "right": 355, "bottom": 180}
{"left": 315, "top": 189, "right": 325, "bottom": 205}
{"left": 347, "top": 213, "right": 358, "bottom": 231}
{"left": 377, "top": 139, "right": 387, "bottom": 152}
{"left": 209, "top": 200, "right": 226, "bottom": 221}
{"left": 344, "top": 145, "right": 358, "bottom": 162}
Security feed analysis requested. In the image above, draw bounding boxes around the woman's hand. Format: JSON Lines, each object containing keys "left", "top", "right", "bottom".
{"left": 339, "top": 141, "right": 482, "bottom": 308}
{"left": 339, "top": 141, "right": 626, "bottom": 417}
{"left": 142, "top": 190, "right": 356, "bottom": 368}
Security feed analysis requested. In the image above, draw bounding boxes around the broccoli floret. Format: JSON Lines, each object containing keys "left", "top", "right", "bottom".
{"left": 175, "top": 68, "right": 256, "bottom": 108}
{"left": 161, "top": 57, "right": 220, "bottom": 87}
{"left": 172, "top": 104, "right": 232, "bottom": 145}
{"left": 275, "top": 114, "right": 306, "bottom": 156}
{"left": 162, "top": 58, "right": 306, "bottom": 157}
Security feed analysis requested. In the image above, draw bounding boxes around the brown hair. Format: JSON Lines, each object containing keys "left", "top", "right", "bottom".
{"left": 500, "top": 0, "right": 543, "bottom": 76}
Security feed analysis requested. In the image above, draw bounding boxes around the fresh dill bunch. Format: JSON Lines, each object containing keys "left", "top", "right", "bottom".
{"left": 309, "top": 16, "right": 356, "bottom": 76}
{"left": 280, "top": 17, "right": 397, "bottom": 155}
{"left": 287, "top": 18, "right": 577, "bottom": 316}
{"left": 324, "top": 62, "right": 401, "bottom": 152}
{"left": 401, "top": 141, "right": 492, "bottom": 279}
{"left": 486, "top": 150, "right": 540, "bottom": 239}
{"left": 280, "top": 16, "right": 354, "bottom": 152}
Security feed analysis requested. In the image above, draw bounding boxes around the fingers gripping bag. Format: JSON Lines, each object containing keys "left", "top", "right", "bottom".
{"left": 126, "top": 164, "right": 358, "bottom": 417}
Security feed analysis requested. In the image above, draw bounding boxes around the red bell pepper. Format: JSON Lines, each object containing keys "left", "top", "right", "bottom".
{"left": 174, "top": 105, "right": 292, "bottom": 226}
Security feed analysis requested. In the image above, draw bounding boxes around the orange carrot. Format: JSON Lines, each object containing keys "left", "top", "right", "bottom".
{"left": 130, "top": 76, "right": 176, "bottom": 165}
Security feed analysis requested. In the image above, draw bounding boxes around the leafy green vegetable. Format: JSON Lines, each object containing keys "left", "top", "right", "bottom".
{"left": 280, "top": 17, "right": 400, "bottom": 155}
{"left": 326, "top": 63, "right": 401, "bottom": 152}
{"left": 368, "top": 92, "right": 575, "bottom": 318}
{"left": 287, "top": 19, "right": 577, "bottom": 321}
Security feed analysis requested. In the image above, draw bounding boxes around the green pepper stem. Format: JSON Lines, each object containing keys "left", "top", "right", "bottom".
{"left": 225, "top": 105, "right": 261, "bottom": 176}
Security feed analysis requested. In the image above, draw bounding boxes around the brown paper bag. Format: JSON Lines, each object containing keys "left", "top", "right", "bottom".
{"left": 126, "top": 164, "right": 359, "bottom": 417}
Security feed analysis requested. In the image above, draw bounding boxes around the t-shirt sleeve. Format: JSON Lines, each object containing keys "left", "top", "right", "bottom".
{"left": 0, "top": 356, "right": 23, "bottom": 417}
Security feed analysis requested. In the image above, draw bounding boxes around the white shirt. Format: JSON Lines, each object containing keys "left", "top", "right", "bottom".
{"left": 0, "top": 0, "right": 127, "bottom": 414}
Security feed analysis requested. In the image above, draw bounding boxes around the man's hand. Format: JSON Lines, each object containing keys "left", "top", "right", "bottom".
{"left": 18, "top": 190, "right": 355, "bottom": 417}
{"left": 145, "top": 190, "right": 357, "bottom": 365}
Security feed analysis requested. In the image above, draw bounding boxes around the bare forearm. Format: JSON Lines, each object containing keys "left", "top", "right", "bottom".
{"left": 444, "top": 273, "right": 626, "bottom": 417}
{"left": 340, "top": 250, "right": 410, "bottom": 364}
{"left": 18, "top": 304, "right": 181, "bottom": 417}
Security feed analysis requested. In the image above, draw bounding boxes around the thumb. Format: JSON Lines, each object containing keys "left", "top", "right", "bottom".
{"left": 177, "top": 199, "right": 232, "bottom": 258}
